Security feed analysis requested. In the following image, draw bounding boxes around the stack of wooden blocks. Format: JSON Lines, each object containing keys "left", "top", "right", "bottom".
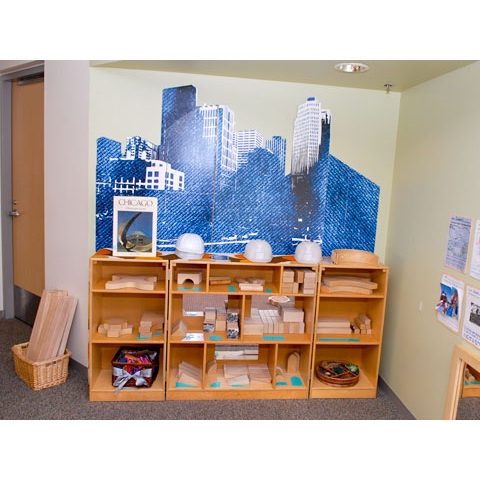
{"left": 279, "top": 305, "right": 305, "bottom": 334}
{"left": 176, "top": 361, "right": 202, "bottom": 387}
{"left": 98, "top": 318, "right": 133, "bottom": 337}
{"left": 281, "top": 268, "right": 316, "bottom": 295}
{"left": 26, "top": 289, "right": 78, "bottom": 362}
{"left": 226, "top": 307, "right": 240, "bottom": 339}
{"left": 317, "top": 317, "right": 352, "bottom": 334}
{"left": 243, "top": 304, "right": 305, "bottom": 335}
{"left": 352, "top": 313, "right": 372, "bottom": 334}
{"left": 203, "top": 306, "right": 216, "bottom": 332}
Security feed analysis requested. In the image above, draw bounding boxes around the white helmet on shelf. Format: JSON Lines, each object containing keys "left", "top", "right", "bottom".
{"left": 175, "top": 233, "right": 205, "bottom": 259}
{"left": 244, "top": 239, "right": 273, "bottom": 263}
{"left": 294, "top": 240, "right": 322, "bottom": 264}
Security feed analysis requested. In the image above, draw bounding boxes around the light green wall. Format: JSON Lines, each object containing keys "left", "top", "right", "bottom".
{"left": 89, "top": 66, "right": 401, "bottom": 262}
{"left": 382, "top": 61, "right": 480, "bottom": 419}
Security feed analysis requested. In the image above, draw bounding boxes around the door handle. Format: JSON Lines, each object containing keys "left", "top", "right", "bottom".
{"left": 8, "top": 210, "right": 20, "bottom": 217}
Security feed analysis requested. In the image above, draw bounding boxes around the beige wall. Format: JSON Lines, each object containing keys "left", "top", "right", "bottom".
{"left": 382, "top": 61, "right": 480, "bottom": 419}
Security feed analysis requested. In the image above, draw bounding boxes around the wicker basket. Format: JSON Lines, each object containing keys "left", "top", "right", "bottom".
{"left": 11, "top": 342, "right": 71, "bottom": 390}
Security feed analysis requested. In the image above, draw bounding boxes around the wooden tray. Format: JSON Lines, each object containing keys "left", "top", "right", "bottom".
{"left": 315, "top": 360, "right": 360, "bottom": 387}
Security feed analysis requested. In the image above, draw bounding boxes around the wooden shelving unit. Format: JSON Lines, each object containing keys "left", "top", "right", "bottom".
{"left": 310, "top": 260, "right": 389, "bottom": 399}
{"left": 166, "top": 258, "right": 318, "bottom": 400}
{"left": 87, "top": 252, "right": 390, "bottom": 402}
{"left": 88, "top": 252, "right": 168, "bottom": 401}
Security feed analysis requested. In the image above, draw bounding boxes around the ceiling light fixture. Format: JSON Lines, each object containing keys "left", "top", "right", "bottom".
{"left": 334, "top": 62, "right": 369, "bottom": 73}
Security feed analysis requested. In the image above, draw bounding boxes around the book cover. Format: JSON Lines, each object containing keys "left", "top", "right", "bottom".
{"left": 112, "top": 196, "right": 157, "bottom": 257}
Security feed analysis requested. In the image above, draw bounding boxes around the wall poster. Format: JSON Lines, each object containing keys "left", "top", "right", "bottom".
{"left": 95, "top": 85, "right": 380, "bottom": 257}
{"left": 444, "top": 214, "right": 472, "bottom": 273}
{"left": 469, "top": 219, "right": 480, "bottom": 279}
{"left": 435, "top": 273, "right": 464, "bottom": 333}
{"left": 461, "top": 285, "right": 480, "bottom": 349}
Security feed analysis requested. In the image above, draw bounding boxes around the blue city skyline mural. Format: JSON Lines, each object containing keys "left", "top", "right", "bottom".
{"left": 95, "top": 84, "right": 380, "bottom": 257}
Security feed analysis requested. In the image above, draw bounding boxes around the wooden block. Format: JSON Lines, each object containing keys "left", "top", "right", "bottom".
{"left": 224, "top": 363, "right": 249, "bottom": 378}
{"left": 331, "top": 249, "right": 379, "bottom": 266}
{"left": 177, "top": 270, "right": 203, "bottom": 285}
{"left": 317, "top": 317, "right": 351, "bottom": 328}
{"left": 172, "top": 319, "right": 188, "bottom": 337}
{"left": 287, "top": 351, "right": 300, "bottom": 373}
{"left": 282, "top": 269, "right": 295, "bottom": 280}
{"left": 293, "top": 268, "right": 305, "bottom": 283}
{"left": 209, "top": 276, "right": 231, "bottom": 285}
{"left": 106, "top": 274, "right": 157, "bottom": 291}
{"left": 206, "top": 359, "right": 217, "bottom": 375}
{"left": 226, "top": 374, "right": 250, "bottom": 385}
{"left": 322, "top": 275, "right": 378, "bottom": 290}
{"left": 215, "top": 319, "right": 226, "bottom": 331}
{"left": 321, "top": 284, "right": 373, "bottom": 295}
{"left": 120, "top": 326, "right": 133, "bottom": 335}
{"left": 138, "top": 330, "right": 152, "bottom": 339}
{"left": 105, "top": 317, "right": 127, "bottom": 329}
{"left": 107, "top": 329, "right": 120, "bottom": 337}
{"left": 141, "top": 311, "right": 164, "bottom": 324}
{"left": 357, "top": 313, "right": 372, "bottom": 325}
{"left": 317, "top": 326, "right": 353, "bottom": 334}
{"left": 281, "top": 307, "right": 304, "bottom": 323}
{"left": 239, "top": 283, "right": 263, "bottom": 291}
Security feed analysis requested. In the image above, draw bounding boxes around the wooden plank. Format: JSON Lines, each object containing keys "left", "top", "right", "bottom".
{"left": 320, "top": 284, "right": 373, "bottom": 295}
{"left": 322, "top": 275, "right": 378, "bottom": 289}
{"left": 26, "top": 290, "right": 67, "bottom": 361}
{"left": 56, "top": 296, "right": 78, "bottom": 356}
{"left": 36, "top": 296, "right": 71, "bottom": 361}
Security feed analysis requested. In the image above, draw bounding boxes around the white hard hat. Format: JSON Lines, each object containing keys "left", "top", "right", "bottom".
{"left": 294, "top": 240, "right": 322, "bottom": 263}
{"left": 244, "top": 239, "right": 273, "bottom": 263}
{"left": 175, "top": 233, "right": 205, "bottom": 259}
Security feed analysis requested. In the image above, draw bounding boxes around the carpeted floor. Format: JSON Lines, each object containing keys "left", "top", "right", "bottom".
{"left": 0, "top": 316, "right": 419, "bottom": 420}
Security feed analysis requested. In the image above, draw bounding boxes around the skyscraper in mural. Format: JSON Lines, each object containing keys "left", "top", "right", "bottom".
{"left": 95, "top": 85, "right": 379, "bottom": 257}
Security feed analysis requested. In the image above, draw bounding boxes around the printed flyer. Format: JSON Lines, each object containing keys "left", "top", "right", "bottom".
{"left": 435, "top": 273, "right": 464, "bottom": 333}
{"left": 462, "top": 285, "right": 480, "bottom": 349}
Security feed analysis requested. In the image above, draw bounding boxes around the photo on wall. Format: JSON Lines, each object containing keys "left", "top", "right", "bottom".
{"left": 96, "top": 85, "right": 380, "bottom": 257}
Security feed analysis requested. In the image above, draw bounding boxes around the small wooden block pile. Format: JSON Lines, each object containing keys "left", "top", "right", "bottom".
{"left": 138, "top": 311, "right": 165, "bottom": 339}
{"left": 235, "top": 277, "right": 265, "bottom": 292}
{"left": 98, "top": 318, "right": 133, "bottom": 337}
{"left": 352, "top": 313, "right": 372, "bottom": 334}
{"left": 176, "top": 361, "right": 202, "bottom": 387}
{"left": 281, "top": 268, "right": 316, "bottom": 294}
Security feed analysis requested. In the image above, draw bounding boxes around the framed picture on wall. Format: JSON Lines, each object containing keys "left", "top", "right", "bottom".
{"left": 112, "top": 196, "right": 157, "bottom": 257}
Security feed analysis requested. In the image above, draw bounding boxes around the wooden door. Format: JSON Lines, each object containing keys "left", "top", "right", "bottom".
{"left": 11, "top": 77, "right": 45, "bottom": 324}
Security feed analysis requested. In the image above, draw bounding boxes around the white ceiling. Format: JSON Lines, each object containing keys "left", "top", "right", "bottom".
{"left": 97, "top": 60, "right": 477, "bottom": 92}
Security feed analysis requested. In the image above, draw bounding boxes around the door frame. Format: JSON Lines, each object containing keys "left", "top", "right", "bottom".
{"left": 0, "top": 63, "right": 44, "bottom": 319}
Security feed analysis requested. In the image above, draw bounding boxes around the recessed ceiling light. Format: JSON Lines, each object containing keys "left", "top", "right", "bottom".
{"left": 334, "top": 62, "right": 369, "bottom": 73}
